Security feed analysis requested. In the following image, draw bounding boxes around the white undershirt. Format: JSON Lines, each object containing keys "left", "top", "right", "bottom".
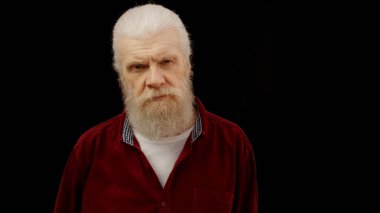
{"left": 134, "top": 126, "right": 194, "bottom": 187}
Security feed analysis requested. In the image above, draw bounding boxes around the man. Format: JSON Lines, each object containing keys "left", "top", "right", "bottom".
{"left": 54, "top": 3, "right": 258, "bottom": 213}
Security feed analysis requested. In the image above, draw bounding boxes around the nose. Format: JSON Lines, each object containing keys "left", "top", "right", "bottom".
{"left": 146, "top": 66, "right": 165, "bottom": 89}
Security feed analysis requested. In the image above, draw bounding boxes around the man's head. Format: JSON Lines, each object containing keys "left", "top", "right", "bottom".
{"left": 112, "top": 4, "right": 195, "bottom": 139}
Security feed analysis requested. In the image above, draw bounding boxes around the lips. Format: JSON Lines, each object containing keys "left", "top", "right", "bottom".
{"left": 152, "top": 95, "right": 168, "bottom": 101}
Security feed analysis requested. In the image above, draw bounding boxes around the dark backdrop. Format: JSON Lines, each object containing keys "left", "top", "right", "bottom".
{"left": 2, "top": 0, "right": 273, "bottom": 212}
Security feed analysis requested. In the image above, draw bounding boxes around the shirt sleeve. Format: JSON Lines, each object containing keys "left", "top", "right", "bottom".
{"left": 53, "top": 141, "right": 89, "bottom": 213}
{"left": 233, "top": 129, "right": 259, "bottom": 213}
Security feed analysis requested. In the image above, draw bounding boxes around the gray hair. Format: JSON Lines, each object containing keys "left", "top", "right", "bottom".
{"left": 112, "top": 4, "right": 192, "bottom": 72}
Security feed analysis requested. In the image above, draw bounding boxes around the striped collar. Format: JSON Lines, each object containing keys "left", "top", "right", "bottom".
{"left": 122, "top": 105, "right": 202, "bottom": 146}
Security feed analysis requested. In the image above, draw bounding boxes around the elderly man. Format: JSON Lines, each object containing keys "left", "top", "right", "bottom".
{"left": 54, "top": 3, "right": 258, "bottom": 213}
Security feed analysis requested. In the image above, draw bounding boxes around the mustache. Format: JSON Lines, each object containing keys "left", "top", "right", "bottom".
{"left": 147, "top": 88, "right": 175, "bottom": 100}
{"left": 132, "top": 87, "right": 179, "bottom": 106}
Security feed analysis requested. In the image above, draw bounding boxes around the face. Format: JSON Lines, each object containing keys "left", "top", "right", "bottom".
{"left": 114, "top": 27, "right": 194, "bottom": 138}
{"left": 116, "top": 27, "right": 190, "bottom": 108}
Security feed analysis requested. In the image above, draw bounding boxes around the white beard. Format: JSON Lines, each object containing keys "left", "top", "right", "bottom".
{"left": 123, "top": 78, "right": 195, "bottom": 140}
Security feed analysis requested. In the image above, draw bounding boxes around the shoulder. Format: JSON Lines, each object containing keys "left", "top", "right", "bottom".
{"left": 202, "top": 110, "right": 255, "bottom": 161}
{"left": 206, "top": 111, "right": 239, "bottom": 128}
{"left": 204, "top": 111, "right": 252, "bottom": 148}
{"left": 74, "top": 112, "right": 125, "bottom": 150}
{"left": 195, "top": 97, "right": 250, "bottom": 144}
{"left": 205, "top": 111, "right": 245, "bottom": 135}
{"left": 63, "top": 112, "right": 125, "bottom": 168}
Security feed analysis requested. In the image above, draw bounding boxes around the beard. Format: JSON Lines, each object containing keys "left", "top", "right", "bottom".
{"left": 122, "top": 77, "right": 195, "bottom": 140}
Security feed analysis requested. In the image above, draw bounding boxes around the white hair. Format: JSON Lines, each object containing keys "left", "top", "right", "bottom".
{"left": 112, "top": 4, "right": 192, "bottom": 72}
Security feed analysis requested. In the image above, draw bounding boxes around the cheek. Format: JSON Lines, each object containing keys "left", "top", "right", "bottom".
{"left": 119, "top": 74, "right": 130, "bottom": 89}
{"left": 125, "top": 75, "right": 147, "bottom": 96}
{"left": 166, "top": 67, "right": 187, "bottom": 85}
{"left": 174, "top": 72, "right": 189, "bottom": 87}
{"left": 119, "top": 74, "right": 133, "bottom": 94}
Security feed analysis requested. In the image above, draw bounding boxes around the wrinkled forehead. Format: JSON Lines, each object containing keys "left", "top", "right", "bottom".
{"left": 115, "top": 28, "right": 181, "bottom": 53}
{"left": 116, "top": 29, "right": 183, "bottom": 60}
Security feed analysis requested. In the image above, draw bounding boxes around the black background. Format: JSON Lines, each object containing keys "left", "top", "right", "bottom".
{"left": 2, "top": 0, "right": 273, "bottom": 212}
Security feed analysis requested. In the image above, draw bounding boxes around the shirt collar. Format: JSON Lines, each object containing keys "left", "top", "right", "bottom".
{"left": 122, "top": 104, "right": 202, "bottom": 146}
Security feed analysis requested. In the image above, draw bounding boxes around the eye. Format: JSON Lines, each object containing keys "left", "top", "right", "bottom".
{"left": 128, "top": 63, "right": 148, "bottom": 72}
{"left": 159, "top": 59, "right": 173, "bottom": 66}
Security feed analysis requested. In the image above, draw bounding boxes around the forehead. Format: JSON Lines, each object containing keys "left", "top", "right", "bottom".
{"left": 117, "top": 28, "right": 182, "bottom": 60}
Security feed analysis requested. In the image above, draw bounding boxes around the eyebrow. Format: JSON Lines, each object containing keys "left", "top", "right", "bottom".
{"left": 128, "top": 52, "right": 178, "bottom": 63}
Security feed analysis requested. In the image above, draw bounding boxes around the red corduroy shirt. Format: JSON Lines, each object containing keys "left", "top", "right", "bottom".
{"left": 54, "top": 98, "right": 258, "bottom": 213}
